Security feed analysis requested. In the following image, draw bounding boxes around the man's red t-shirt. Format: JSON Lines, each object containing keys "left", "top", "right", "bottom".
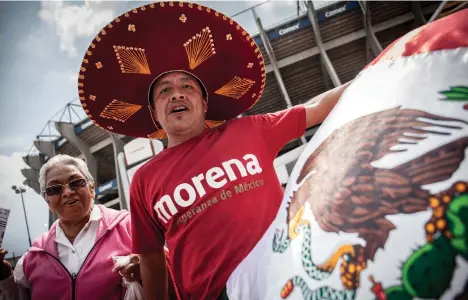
{"left": 130, "top": 105, "right": 306, "bottom": 299}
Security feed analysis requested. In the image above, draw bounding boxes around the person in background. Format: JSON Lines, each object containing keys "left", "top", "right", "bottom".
{"left": 0, "top": 154, "right": 178, "bottom": 300}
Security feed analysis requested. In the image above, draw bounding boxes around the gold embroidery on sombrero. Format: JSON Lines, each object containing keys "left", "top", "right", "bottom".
{"left": 89, "top": 95, "right": 96, "bottom": 101}
{"left": 226, "top": 34, "right": 232, "bottom": 40}
{"left": 204, "top": 120, "right": 225, "bottom": 128}
{"left": 100, "top": 100, "right": 142, "bottom": 123}
{"left": 179, "top": 14, "right": 187, "bottom": 23}
{"left": 113, "top": 46, "right": 151, "bottom": 75}
{"left": 95, "top": 62, "right": 103, "bottom": 69}
{"left": 147, "top": 120, "right": 225, "bottom": 140}
{"left": 128, "top": 24, "right": 136, "bottom": 32}
{"left": 184, "top": 27, "right": 216, "bottom": 70}
{"left": 214, "top": 77, "right": 255, "bottom": 99}
{"left": 247, "top": 63, "right": 253, "bottom": 68}
{"left": 147, "top": 130, "right": 166, "bottom": 139}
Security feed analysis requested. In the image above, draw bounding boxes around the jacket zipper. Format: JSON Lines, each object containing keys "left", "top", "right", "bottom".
{"left": 72, "top": 273, "right": 77, "bottom": 299}
{"left": 42, "top": 230, "right": 110, "bottom": 300}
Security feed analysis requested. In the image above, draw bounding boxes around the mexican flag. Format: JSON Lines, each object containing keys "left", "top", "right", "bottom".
{"left": 226, "top": 9, "right": 468, "bottom": 300}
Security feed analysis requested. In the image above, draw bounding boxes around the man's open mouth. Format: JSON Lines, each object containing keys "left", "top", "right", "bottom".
{"left": 170, "top": 105, "right": 188, "bottom": 114}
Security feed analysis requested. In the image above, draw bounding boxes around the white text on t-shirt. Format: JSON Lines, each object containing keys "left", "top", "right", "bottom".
{"left": 153, "top": 154, "right": 263, "bottom": 223}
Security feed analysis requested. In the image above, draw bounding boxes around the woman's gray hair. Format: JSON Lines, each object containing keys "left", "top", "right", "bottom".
{"left": 38, "top": 154, "right": 95, "bottom": 191}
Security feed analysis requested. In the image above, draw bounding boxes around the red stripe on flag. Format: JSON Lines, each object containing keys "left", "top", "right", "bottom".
{"left": 365, "top": 9, "right": 468, "bottom": 69}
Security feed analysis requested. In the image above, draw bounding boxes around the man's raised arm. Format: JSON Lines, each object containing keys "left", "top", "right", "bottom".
{"left": 140, "top": 249, "right": 169, "bottom": 300}
{"left": 303, "top": 81, "right": 352, "bottom": 128}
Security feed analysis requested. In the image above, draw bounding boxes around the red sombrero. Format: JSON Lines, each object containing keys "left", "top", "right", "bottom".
{"left": 78, "top": 1, "right": 266, "bottom": 139}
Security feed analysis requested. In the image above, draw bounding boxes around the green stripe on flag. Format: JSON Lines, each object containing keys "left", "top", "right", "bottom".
{"left": 439, "top": 86, "right": 468, "bottom": 101}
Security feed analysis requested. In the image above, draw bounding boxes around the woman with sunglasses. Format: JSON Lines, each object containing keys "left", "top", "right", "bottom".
{"left": 0, "top": 154, "right": 180, "bottom": 300}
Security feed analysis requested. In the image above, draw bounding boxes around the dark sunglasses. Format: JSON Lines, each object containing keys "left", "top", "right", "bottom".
{"left": 44, "top": 178, "right": 88, "bottom": 197}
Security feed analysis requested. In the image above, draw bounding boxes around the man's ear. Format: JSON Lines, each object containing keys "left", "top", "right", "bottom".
{"left": 203, "top": 100, "right": 208, "bottom": 113}
{"left": 148, "top": 103, "right": 159, "bottom": 122}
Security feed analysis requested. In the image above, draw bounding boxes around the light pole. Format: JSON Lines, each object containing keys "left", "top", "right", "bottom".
{"left": 11, "top": 185, "right": 32, "bottom": 247}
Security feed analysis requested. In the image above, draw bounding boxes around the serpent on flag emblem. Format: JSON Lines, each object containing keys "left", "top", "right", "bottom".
{"left": 223, "top": 9, "right": 468, "bottom": 300}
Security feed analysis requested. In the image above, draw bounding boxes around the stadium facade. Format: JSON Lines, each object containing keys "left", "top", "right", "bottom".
{"left": 21, "top": 0, "right": 465, "bottom": 227}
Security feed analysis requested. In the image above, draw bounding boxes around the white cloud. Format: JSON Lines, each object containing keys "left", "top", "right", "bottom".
{"left": 15, "top": 28, "right": 51, "bottom": 59}
{"left": 0, "top": 152, "right": 28, "bottom": 197}
{"left": 0, "top": 153, "right": 48, "bottom": 258}
{"left": 0, "top": 136, "right": 26, "bottom": 149}
{"left": 44, "top": 69, "right": 79, "bottom": 85}
{"left": 38, "top": 0, "right": 117, "bottom": 57}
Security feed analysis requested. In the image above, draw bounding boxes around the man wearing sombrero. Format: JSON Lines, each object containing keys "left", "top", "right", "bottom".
{"left": 78, "top": 2, "right": 349, "bottom": 299}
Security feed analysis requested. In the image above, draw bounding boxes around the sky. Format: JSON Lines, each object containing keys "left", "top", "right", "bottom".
{"left": 0, "top": 0, "right": 328, "bottom": 259}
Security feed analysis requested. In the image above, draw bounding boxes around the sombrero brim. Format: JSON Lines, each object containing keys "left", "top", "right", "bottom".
{"left": 78, "top": 1, "right": 266, "bottom": 139}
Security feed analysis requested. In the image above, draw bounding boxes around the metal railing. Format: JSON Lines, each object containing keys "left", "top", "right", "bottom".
{"left": 229, "top": 0, "right": 342, "bottom": 36}
{"left": 27, "top": 98, "right": 86, "bottom": 155}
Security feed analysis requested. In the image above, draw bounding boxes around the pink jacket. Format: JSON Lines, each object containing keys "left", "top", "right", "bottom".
{"left": 23, "top": 205, "right": 131, "bottom": 300}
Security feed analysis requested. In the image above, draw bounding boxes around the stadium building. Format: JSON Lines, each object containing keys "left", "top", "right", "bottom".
{"left": 21, "top": 0, "right": 465, "bottom": 227}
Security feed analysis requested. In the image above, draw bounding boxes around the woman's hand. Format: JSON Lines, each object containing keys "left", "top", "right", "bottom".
{"left": 112, "top": 254, "right": 141, "bottom": 282}
{"left": 0, "top": 248, "right": 8, "bottom": 261}
{"left": 0, "top": 248, "right": 12, "bottom": 280}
